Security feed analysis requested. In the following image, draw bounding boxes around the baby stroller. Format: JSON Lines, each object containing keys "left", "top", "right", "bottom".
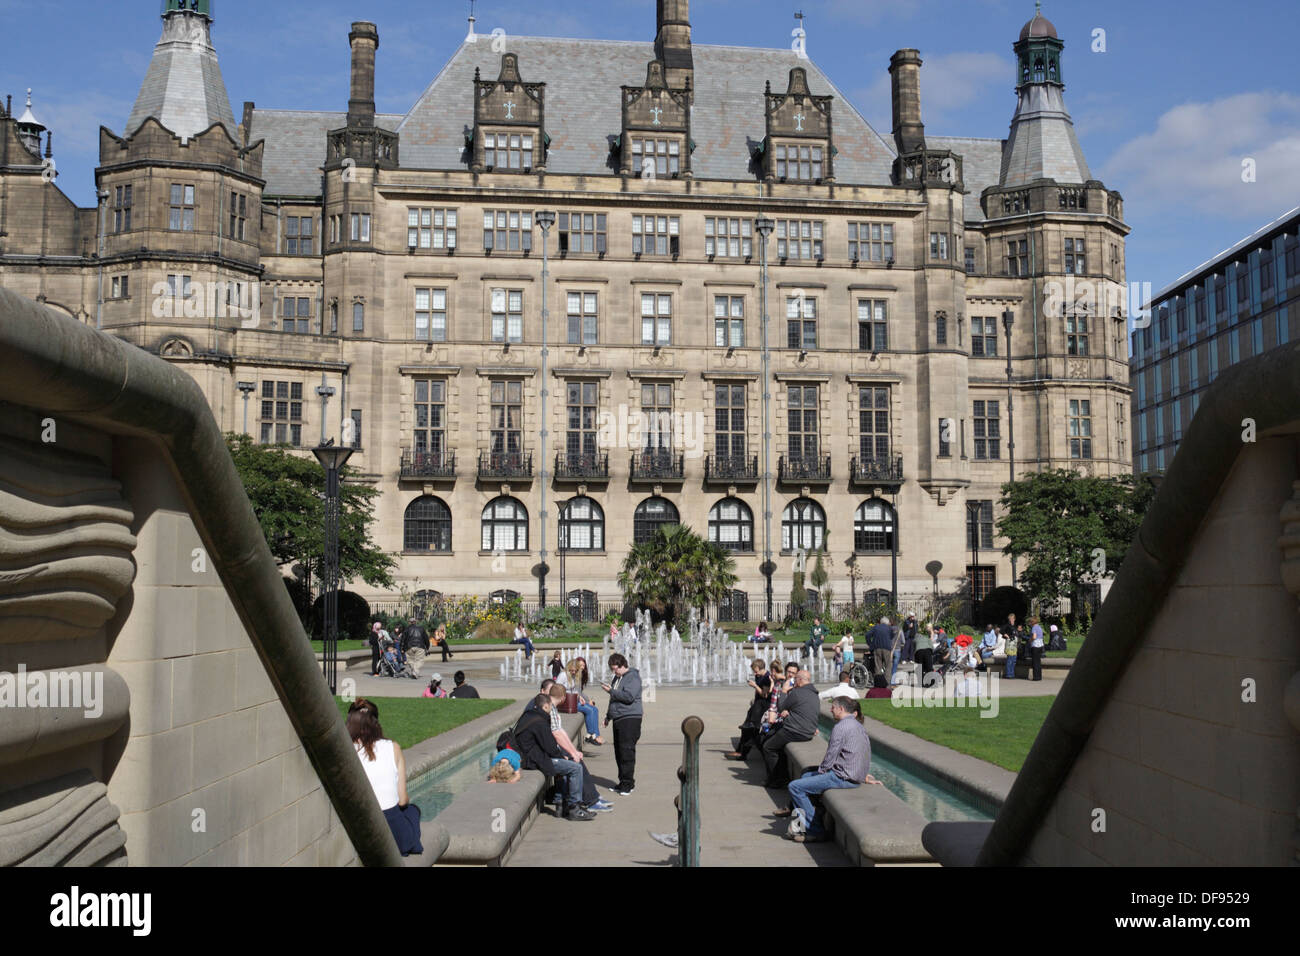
{"left": 377, "top": 638, "right": 409, "bottom": 679}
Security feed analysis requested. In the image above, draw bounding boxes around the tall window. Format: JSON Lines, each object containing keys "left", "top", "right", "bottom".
{"left": 709, "top": 498, "right": 753, "bottom": 552}
{"left": 413, "top": 379, "right": 446, "bottom": 463}
{"left": 482, "top": 497, "right": 528, "bottom": 551}
{"left": 490, "top": 380, "right": 523, "bottom": 461}
{"left": 634, "top": 497, "right": 680, "bottom": 544}
{"left": 786, "top": 296, "right": 817, "bottom": 349}
{"left": 640, "top": 293, "right": 672, "bottom": 346}
{"left": 1069, "top": 399, "right": 1093, "bottom": 459}
{"left": 483, "top": 131, "right": 534, "bottom": 169}
{"left": 110, "top": 275, "right": 130, "bottom": 299}
{"left": 350, "top": 212, "right": 371, "bottom": 242}
{"left": 259, "top": 381, "right": 303, "bottom": 446}
{"left": 407, "top": 208, "right": 457, "bottom": 250}
{"left": 968, "top": 566, "right": 996, "bottom": 604}
{"left": 559, "top": 497, "right": 604, "bottom": 551}
{"left": 280, "top": 297, "right": 312, "bottom": 334}
{"left": 632, "top": 138, "right": 680, "bottom": 176}
{"left": 559, "top": 212, "right": 606, "bottom": 255}
{"left": 967, "top": 500, "right": 994, "bottom": 550}
{"left": 113, "top": 184, "right": 132, "bottom": 233}
{"left": 1066, "top": 313, "right": 1089, "bottom": 355}
{"left": 775, "top": 219, "right": 824, "bottom": 260}
{"left": 1064, "top": 238, "right": 1086, "bottom": 274}
{"left": 859, "top": 387, "right": 889, "bottom": 462}
{"left": 847, "top": 222, "right": 893, "bottom": 262}
{"left": 404, "top": 496, "right": 451, "bottom": 552}
{"left": 225, "top": 192, "right": 246, "bottom": 240}
{"left": 787, "top": 386, "right": 819, "bottom": 461}
{"left": 566, "top": 292, "right": 598, "bottom": 345}
{"left": 973, "top": 400, "right": 1000, "bottom": 460}
{"left": 169, "top": 184, "right": 195, "bottom": 231}
{"left": 482, "top": 210, "right": 532, "bottom": 252}
{"left": 714, "top": 295, "right": 744, "bottom": 348}
{"left": 1006, "top": 239, "right": 1028, "bottom": 276}
{"left": 938, "top": 418, "right": 953, "bottom": 458}
{"left": 284, "top": 216, "right": 313, "bottom": 254}
{"left": 353, "top": 302, "right": 365, "bottom": 333}
{"left": 930, "top": 232, "right": 949, "bottom": 260}
{"left": 349, "top": 409, "right": 362, "bottom": 448}
{"left": 491, "top": 288, "right": 523, "bottom": 343}
{"left": 714, "top": 384, "right": 746, "bottom": 459}
{"left": 415, "top": 288, "right": 447, "bottom": 341}
{"left": 936, "top": 314, "right": 948, "bottom": 346}
{"left": 705, "top": 217, "right": 752, "bottom": 258}
{"left": 775, "top": 143, "right": 823, "bottom": 181}
{"left": 964, "top": 246, "right": 975, "bottom": 273}
{"left": 782, "top": 497, "right": 826, "bottom": 552}
{"left": 856, "top": 299, "right": 888, "bottom": 351}
{"left": 971, "top": 317, "right": 998, "bottom": 356}
{"left": 854, "top": 499, "right": 896, "bottom": 552}
{"left": 565, "top": 382, "right": 598, "bottom": 460}
{"left": 641, "top": 383, "right": 673, "bottom": 451}
{"left": 632, "top": 215, "right": 679, "bottom": 256}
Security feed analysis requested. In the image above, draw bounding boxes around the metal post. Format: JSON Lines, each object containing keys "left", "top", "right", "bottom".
{"left": 313, "top": 442, "right": 353, "bottom": 695}
{"left": 537, "top": 211, "right": 556, "bottom": 610}
{"left": 1002, "top": 309, "right": 1017, "bottom": 588}
{"left": 890, "top": 496, "right": 898, "bottom": 610}
{"left": 238, "top": 380, "right": 255, "bottom": 435}
{"left": 96, "top": 190, "right": 108, "bottom": 330}
{"left": 755, "top": 216, "right": 776, "bottom": 622}
{"left": 316, "top": 374, "right": 335, "bottom": 446}
{"left": 677, "top": 715, "right": 704, "bottom": 866}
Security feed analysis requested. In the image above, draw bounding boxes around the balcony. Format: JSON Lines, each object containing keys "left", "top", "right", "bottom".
{"left": 778, "top": 454, "right": 832, "bottom": 484}
{"left": 704, "top": 454, "right": 759, "bottom": 484}
{"left": 849, "top": 455, "right": 904, "bottom": 489}
{"left": 554, "top": 451, "right": 609, "bottom": 482}
{"left": 400, "top": 450, "right": 456, "bottom": 480}
{"left": 630, "top": 449, "right": 684, "bottom": 483}
{"left": 477, "top": 450, "right": 533, "bottom": 481}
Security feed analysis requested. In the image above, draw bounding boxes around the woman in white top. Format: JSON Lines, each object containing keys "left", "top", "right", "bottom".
{"left": 348, "top": 698, "right": 423, "bottom": 856}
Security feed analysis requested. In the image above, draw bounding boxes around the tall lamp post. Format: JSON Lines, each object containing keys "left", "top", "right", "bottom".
{"left": 966, "top": 500, "right": 982, "bottom": 623}
{"left": 755, "top": 215, "right": 776, "bottom": 622}
{"left": 312, "top": 439, "right": 353, "bottom": 694}
{"left": 1002, "top": 309, "right": 1017, "bottom": 588}
{"left": 536, "top": 210, "right": 556, "bottom": 610}
{"left": 237, "top": 380, "right": 255, "bottom": 435}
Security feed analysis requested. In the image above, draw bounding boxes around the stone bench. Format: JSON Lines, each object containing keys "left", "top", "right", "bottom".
{"left": 434, "top": 712, "right": 585, "bottom": 866}
{"left": 400, "top": 819, "right": 451, "bottom": 867}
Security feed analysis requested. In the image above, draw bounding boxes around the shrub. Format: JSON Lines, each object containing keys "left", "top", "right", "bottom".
{"left": 977, "top": 586, "right": 1029, "bottom": 629}
{"left": 473, "top": 618, "right": 516, "bottom": 642}
{"left": 310, "top": 590, "right": 372, "bottom": 640}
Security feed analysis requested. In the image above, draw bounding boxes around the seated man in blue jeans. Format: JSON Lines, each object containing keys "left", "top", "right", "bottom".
{"left": 514, "top": 693, "right": 595, "bottom": 821}
{"left": 784, "top": 696, "right": 872, "bottom": 843}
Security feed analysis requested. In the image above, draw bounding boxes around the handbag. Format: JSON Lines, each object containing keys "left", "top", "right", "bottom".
{"left": 1004, "top": 635, "right": 1018, "bottom": 656}
{"left": 560, "top": 692, "right": 580, "bottom": 714}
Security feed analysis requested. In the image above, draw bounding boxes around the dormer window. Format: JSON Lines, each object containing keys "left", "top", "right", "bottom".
{"left": 472, "top": 55, "right": 547, "bottom": 174}
{"left": 762, "top": 69, "right": 834, "bottom": 185}
{"left": 483, "top": 130, "right": 535, "bottom": 171}
{"left": 621, "top": 60, "right": 693, "bottom": 179}
{"left": 631, "top": 137, "right": 681, "bottom": 177}
{"left": 774, "top": 142, "right": 823, "bottom": 182}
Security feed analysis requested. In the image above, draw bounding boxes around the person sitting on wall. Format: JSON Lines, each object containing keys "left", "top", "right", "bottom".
{"left": 803, "top": 617, "right": 828, "bottom": 658}
{"left": 726, "top": 658, "right": 773, "bottom": 760}
{"left": 559, "top": 656, "right": 605, "bottom": 746}
{"left": 818, "top": 670, "right": 861, "bottom": 700}
{"left": 348, "top": 698, "right": 423, "bottom": 856}
{"left": 512, "top": 622, "right": 535, "bottom": 660}
{"left": 760, "top": 669, "right": 820, "bottom": 789}
{"left": 422, "top": 674, "right": 448, "bottom": 698}
{"left": 514, "top": 693, "right": 594, "bottom": 821}
{"left": 753, "top": 621, "right": 772, "bottom": 643}
{"left": 432, "top": 622, "right": 454, "bottom": 662}
{"left": 448, "top": 671, "right": 480, "bottom": 699}
{"left": 487, "top": 748, "right": 522, "bottom": 784}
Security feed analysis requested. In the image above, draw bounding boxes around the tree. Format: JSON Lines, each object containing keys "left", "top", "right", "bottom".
{"left": 809, "top": 548, "right": 829, "bottom": 613}
{"left": 225, "top": 434, "right": 395, "bottom": 620}
{"left": 617, "top": 523, "right": 737, "bottom": 624}
{"left": 997, "top": 469, "right": 1156, "bottom": 616}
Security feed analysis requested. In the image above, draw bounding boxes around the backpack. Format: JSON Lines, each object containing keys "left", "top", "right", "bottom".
{"left": 495, "top": 714, "right": 526, "bottom": 755}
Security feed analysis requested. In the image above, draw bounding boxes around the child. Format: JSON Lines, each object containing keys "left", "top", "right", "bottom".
{"left": 487, "top": 748, "right": 522, "bottom": 784}
{"left": 423, "top": 674, "right": 448, "bottom": 698}
{"left": 838, "top": 632, "right": 855, "bottom": 668}
{"left": 382, "top": 640, "right": 403, "bottom": 676}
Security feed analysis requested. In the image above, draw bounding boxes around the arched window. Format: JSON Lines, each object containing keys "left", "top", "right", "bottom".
{"left": 482, "top": 496, "right": 528, "bottom": 551}
{"left": 853, "top": 498, "right": 896, "bottom": 553}
{"left": 708, "top": 497, "right": 753, "bottom": 552}
{"left": 718, "top": 589, "right": 749, "bottom": 622}
{"left": 781, "top": 497, "right": 825, "bottom": 552}
{"left": 558, "top": 496, "right": 604, "bottom": 551}
{"left": 489, "top": 589, "right": 520, "bottom": 605}
{"left": 863, "top": 588, "right": 892, "bottom": 609}
{"left": 412, "top": 589, "right": 443, "bottom": 617}
{"left": 633, "top": 496, "right": 679, "bottom": 544}
{"left": 566, "top": 589, "right": 598, "bottom": 622}
{"left": 403, "top": 496, "right": 451, "bottom": 552}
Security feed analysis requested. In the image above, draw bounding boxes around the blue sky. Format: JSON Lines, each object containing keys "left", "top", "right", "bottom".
{"left": 3, "top": 0, "right": 1297, "bottom": 299}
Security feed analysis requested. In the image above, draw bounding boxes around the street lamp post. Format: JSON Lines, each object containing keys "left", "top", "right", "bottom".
{"left": 966, "top": 500, "right": 981, "bottom": 622}
{"left": 237, "top": 380, "right": 255, "bottom": 434}
{"left": 1002, "top": 309, "right": 1017, "bottom": 588}
{"left": 312, "top": 439, "right": 354, "bottom": 694}
{"left": 755, "top": 215, "right": 776, "bottom": 623}
{"left": 536, "top": 210, "right": 556, "bottom": 610}
{"left": 315, "top": 374, "right": 335, "bottom": 446}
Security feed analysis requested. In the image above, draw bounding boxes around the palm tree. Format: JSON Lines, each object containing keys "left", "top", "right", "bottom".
{"left": 618, "top": 523, "right": 738, "bottom": 625}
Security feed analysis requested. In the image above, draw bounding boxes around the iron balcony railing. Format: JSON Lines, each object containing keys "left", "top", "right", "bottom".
{"left": 630, "top": 448, "right": 684, "bottom": 481}
{"left": 778, "top": 454, "right": 832, "bottom": 482}
{"left": 849, "top": 455, "right": 904, "bottom": 486}
{"left": 554, "top": 451, "right": 609, "bottom": 481}
{"left": 400, "top": 450, "right": 456, "bottom": 479}
{"left": 705, "top": 454, "right": 759, "bottom": 482}
{"left": 477, "top": 449, "right": 533, "bottom": 480}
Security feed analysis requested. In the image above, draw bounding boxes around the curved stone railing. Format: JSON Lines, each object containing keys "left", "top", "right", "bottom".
{"left": 0, "top": 287, "right": 401, "bottom": 867}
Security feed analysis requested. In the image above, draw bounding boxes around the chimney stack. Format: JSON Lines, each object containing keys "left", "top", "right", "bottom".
{"left": 347, "top": 22, "right": 379, "bottom": 128}
{"left": 655, "top": 0, "right": 693, "bottom": 90}
{"left": 889, "top": 49, "right": 926, "bottom": 154}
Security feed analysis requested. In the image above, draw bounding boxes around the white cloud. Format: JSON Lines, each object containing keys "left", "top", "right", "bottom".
{"left": 854, "top": 51, "right": 1009, "bottom": 135}
{"left": 1100, "top": 91, "right": 1300, "bottom": 219}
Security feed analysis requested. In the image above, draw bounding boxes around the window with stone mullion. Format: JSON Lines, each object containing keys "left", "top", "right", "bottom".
{"left": 858, "top": 387, "right": 889, "bottom": 462}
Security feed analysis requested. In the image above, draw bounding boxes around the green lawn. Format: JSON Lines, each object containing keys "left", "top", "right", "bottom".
{"left": 334, "top": 696, "right": 511, "bottom": 748}
{"left": 313, "top": 639, "right": 368, "bottom": 653}
{"left": 860, "top": 695, "right": 1056, "bottom": 772}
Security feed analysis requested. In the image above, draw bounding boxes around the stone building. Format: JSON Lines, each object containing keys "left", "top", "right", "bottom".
{"left": 0, "top": 0, "right": 1132, "bottom": 618}
{"left": 1130, "top": 205, "right": 1300, "bottom": 475}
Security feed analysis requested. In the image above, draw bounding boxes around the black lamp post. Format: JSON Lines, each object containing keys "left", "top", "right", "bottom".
{"left": 536, "top": 209, "right": 556, "bottom": 610}
{"left": 313, "top": 439, "right": 353, "bottom": 693}
{"left": 1002, "top": 308, "right": 1017, "bottom": 588}
{"left": 966, "top": 500, "right": 982, "bottom": 623}
{"left": 755, "top": 214, "right": 776, "bottom": 622}
{"left": 237, "top": 380, "right": 255, "bottom": 434}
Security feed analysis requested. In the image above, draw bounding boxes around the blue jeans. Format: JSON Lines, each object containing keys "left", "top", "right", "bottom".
{"left": 577, "top": 701, "right": 600, "bottom": 736}
{"left": 891, "top": 648, "right": 901, "bottom": 681}
{"left": 512, "top": 636, "right": 534, "bottom": 658}
{"left": 788, "top": 770, "right": 859, "bottom": 837}
{"left": 551, "top": 758, "right": 583, "bottom": 810}
{"left": 1004, "top": 654, "right": 1016, "bottom": 678}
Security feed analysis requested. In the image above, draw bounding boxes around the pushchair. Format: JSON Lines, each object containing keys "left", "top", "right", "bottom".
{"left": 377, "top": 638, "right": 409, "bottom": 678}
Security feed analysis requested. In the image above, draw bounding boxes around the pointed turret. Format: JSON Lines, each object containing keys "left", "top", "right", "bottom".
{"left": 126, "top": 0, "right": 236, "bottom": 140}
{"left": 15, "top": 89, "right": 46, "bottom": 156}
{"left": 1000, "top": 3, "right": 1091, "bottom": 187}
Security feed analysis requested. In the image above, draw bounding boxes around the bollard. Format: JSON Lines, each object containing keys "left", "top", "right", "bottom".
{"left": 677, "top": 715, "right": 704, "bottom": 866}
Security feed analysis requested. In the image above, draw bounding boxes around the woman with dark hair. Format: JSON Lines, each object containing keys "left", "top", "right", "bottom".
{"left": 560, "top": 656, "right": 604, "bottom": 745}
{"left": 348, "top": 698, "right": 423, "bottom": 856}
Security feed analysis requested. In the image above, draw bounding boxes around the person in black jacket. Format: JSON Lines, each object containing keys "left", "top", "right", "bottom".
{"left": 401, "top": 623, "right": 431, "bottom": 679}
{"left": 514, "top": 694, "right": 595, "bottom": 821}
{"left": 760, "top": 670, "right": 820, "bottom": 788}
{"left": 448, "top": 671, "right": 479, "bottom": 698}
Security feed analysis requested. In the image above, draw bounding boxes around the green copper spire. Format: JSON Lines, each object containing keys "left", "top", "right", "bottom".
{"left": 1014, "top": 4, "right": 1063, "bottom": 89}
{"left": 164, "top": 0, "right": 212, "bottom": 18}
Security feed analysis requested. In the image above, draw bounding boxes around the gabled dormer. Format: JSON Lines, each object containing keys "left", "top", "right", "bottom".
{"left": 761, "top": 68, "right": 834, "bottom": 185}
{"left": 619, "top": 60, "right": 693, "bottom": 179}
{"left": 471, "top": 54, "right": 547, "bottom": 173}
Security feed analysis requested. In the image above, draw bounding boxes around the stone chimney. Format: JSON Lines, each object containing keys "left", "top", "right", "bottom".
{"left": 655, "top": 0, "right": 693, "bottom": 90}
{"left": 889, "top": 49, "right": 926, "bottom": 154}
{"left": 347, "top": 22, "right": 379, "bottom": 128}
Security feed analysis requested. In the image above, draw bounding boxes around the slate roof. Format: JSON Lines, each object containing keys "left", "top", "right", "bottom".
{"left": 928, "top": 135, "right": 1006, "bottom": 223}
{"left": 999, "top": 83, "right": 1090, "bottom": 188}
{"left": 246, "top": 110, "right": 405, "bottom": 196}
{"left": 126, "top": 12, "right": 237, "bottom": 141}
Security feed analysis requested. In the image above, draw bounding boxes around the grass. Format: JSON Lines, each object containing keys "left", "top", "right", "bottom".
{"left": 312, "top": 639, "right": 368, "bottom": 653}
{"left": 860, "top": 695, "right": 1057, "bottom": 772}
{"left": 334, "top": 696, "right": 512, "bottom": 749}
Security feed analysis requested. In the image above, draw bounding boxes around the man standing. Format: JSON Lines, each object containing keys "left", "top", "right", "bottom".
{"left": 1028, "top": 616, "right": 1045, "bottom": 681}
{"left": 514, "top": 693, "right": 595, "bottom": 821}
{"left": 401, "top": 621, "right": 431, "bottom": 679}
{"left": 761, "top": 669, "right": 820, "bottom": 789}
{"left": 804, "top": 616, "right": 828, "bottom": 659}
{"left": 869, "top": 617, "right": 893, "bottom": 686}
{"left": 785, "top": 697, "right": 871, "bottom": 843}
{"left": 601, "top": 653, "right": 642, "bottom": 796}
{"left": 448, "top": 671, "right": 479, "bottom": 699}
{"left": 902, "top": 613, "right": 918, "bottom": 663}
